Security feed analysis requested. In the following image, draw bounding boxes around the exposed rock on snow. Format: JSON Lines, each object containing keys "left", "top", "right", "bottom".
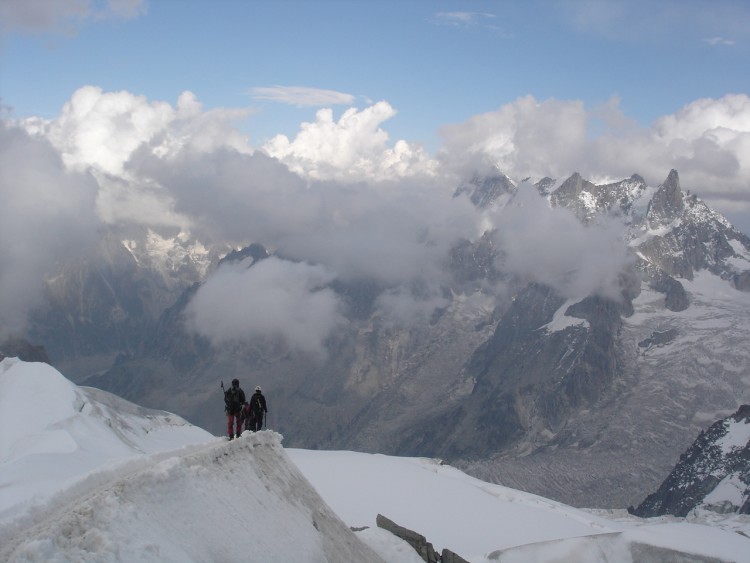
{"left": 634, "top": 405, "right": 750, "bottom": 518}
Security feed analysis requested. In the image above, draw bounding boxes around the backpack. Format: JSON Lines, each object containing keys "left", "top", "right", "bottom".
{"left": 250, "top": 394, "right": 264, "bottom": 416}
{"left": 225, "top": 387, "right": 241, "bottom": 413}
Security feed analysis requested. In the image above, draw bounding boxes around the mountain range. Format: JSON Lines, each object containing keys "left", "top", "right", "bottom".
{"left": 8, "top": 169, "right": 750, "bottom": 510}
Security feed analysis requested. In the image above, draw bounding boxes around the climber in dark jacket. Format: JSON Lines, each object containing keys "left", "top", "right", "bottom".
{"left": 224, "top": 378, "right": 246, "bottom": 439}
{"left": 248, "top": 386, "right": 268, "bottom": 432}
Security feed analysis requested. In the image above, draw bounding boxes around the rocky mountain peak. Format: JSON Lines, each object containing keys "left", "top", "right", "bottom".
{"left": 217, "top": 243, "right": 270, "bottom": 268}
{"left": 550, "top": 172, "right": 593, "bottom": 208}
{"left": 455, "top": 173, "right": 516, "bottom": 209}
{"left": 633, "top": 404, "right": 750, "bottom": 517}
{"left": 646, "top": 169, "right": 685, "bottom": 229}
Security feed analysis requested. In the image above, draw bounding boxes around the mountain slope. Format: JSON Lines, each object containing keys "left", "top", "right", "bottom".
{"left": 1, "top": 435, "right": 384, "bottom": 563}
{"left": 456, "top": 171, "right": 750, "bottom": 507}
{"left": 2, "top": 359, "right": 749, "bottom": 562}
{"left": 634, "top": 404, "right": 750, "bottom": 518}
{"left": 25, "top": 226, "right": 224, "bottom": 380}
{"left": 0, "top": 358, "right": 384, "bottom": 563}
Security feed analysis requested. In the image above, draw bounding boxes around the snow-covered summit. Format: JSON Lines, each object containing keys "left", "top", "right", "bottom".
{"left": 0, "top": 358, "right": 382, "bottom": 562}
{"left": 0, "top": 357, "right": 212, "bottom": 523}
{"left": 1, "top": 359, "right": 749, "bottom": 562}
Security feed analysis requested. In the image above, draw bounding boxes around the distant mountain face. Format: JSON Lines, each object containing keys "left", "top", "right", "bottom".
{"left": 25, "top": 226, "right": 226, "bottom": 380}
{"left": 451, "top": 170, "right": 750, "bottom": 507}
{"left": 25, "top": 169, "right": 750, "bottom": 509}
{"left": 633, "top": 405, "right": 750, "bottom": 517}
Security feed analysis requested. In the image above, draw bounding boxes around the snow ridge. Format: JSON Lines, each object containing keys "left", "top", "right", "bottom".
{"left": 2, "top": 360, "right": 750, "bottom": 562}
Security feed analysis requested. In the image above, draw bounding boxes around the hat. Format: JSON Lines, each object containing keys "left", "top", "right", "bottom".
{"left": 231, "top": 379, "right": 239, "bottom": 387}
{"left": 255, "top": 386, "right": 262, "bottom": 392}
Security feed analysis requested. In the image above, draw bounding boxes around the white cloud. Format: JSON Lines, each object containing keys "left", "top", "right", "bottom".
{"left": 438, "top": 95, "right": 590, "bottom": 180}
{"left": 33, "top": 87, "right": 252, "bottom": 177}
{"left": 0, "top": 123, "right": 101, "bottom": 337}
{"left": 652, "top": 94, "right": 750, "bottom": 144}
{"left": 374, "top": 287, "right": 449, "bottom": 327}
{"left": 432, "top": 11, "right": 503, "bottom": 33}
{"left": 23, "top": 86, "right": 254, "bottom": 230}
{"left": 434, "top": 12, "right": 492, "bottom": 25}
{"left": 492, "top": 182, "right": 635, "bottom": 301}
{"left": 184, "top": 257, "right": 345, "bottom": 356}
{"left": 131, "top": 136, "right": 478, "bottom": 286}
{"left": 251, "top": 86, "right": 356, "bottom": 107}
{"left": 38, "top": 86, "right": 174, "bottom": 176}
{"left": 703, "top": 36, "right": 736, "bottom": 46}
{"left": 438, "top": 94, "right": 750, "bottom": 233}
{"left": 262, "top": 102, "right": 438, "bottom": 181}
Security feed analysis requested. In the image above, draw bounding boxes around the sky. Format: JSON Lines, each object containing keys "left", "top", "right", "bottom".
{"left": 2, "top": 357, "right": 749, "bottom": 562}
{"left": 2, "top": 0, "right": 750, "bottom": 150}
{"left": 1, "top": 0, "right": 750, "bottom": 347}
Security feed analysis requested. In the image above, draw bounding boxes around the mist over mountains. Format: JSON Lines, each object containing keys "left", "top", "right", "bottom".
{"left": 6, "top": 163, "right": 750, "bottom": 511}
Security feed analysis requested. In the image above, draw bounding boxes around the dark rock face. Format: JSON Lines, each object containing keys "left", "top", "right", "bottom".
{"left": 375, "top": 514, "right": 469, "bottom": 563}
{"left": 447, "top": 232, "right": 500, "bottom": 286}
{"left": 647, "top": 169, "right": 685, "bottom": 229}
{"left": 454, "top": 173, "right": 516, "bottom": 209}
{"left": 550, "top": 172, "right": 599, "bottom": 222}
{"left": 734, "top": 271, "right": 750, "bottom": 291}
{"left": 633, "top": 405, "right": 750, "bottom": 517}
{"left": 386, "top": 285, "right": 628, "bottom": 461}
{"left": 376, "top": 514, "right": 439, "bottom": 563}
{"left": 647, "top": 272, "right": 689, "bottom": 312}
{"left": 551, "top": 173, "right": 646, "bottom": 224}
{"left": 638, "top": 329, "right": 679, "bottom": 351}
{"left": 637, "top": 171, "right": 750, "bottom": 284}
{"left": 0, "top": 337, "right": 49, "bottom": 363}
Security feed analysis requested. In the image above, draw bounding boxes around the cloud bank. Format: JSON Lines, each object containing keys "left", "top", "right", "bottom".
{"left": 0, "top": 123, "right": 100, "bottom": 337}
{"left": 4, "top": 85, "right": 750, "bottom": 350}
{"left": 439, "top": 93, "right": 750, "bottom": 231}
{"left": 183, "top": 258, "right": 344, "bottom": 356}
{"left": 491, "top": 182, "right": 634, "bottom": 302}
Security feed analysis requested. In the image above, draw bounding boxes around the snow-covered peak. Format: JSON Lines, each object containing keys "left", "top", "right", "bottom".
{"left": 0, "top": 357, "right": 212, "bottom": 522}
{"left": 1, "top": 359, "right": 749, "bottom": 562}
{"left": 122, "top": 227, "right": 222, "bottom": 283}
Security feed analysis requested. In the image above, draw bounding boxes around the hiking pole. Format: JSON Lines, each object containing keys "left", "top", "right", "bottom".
{"left": 220, "top": 381, "right": 226, "bottom": 439}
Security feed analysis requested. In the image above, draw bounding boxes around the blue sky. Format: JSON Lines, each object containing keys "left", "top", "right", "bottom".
{"left": 2, "top": 0, "right": 749, "bottom": 151}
